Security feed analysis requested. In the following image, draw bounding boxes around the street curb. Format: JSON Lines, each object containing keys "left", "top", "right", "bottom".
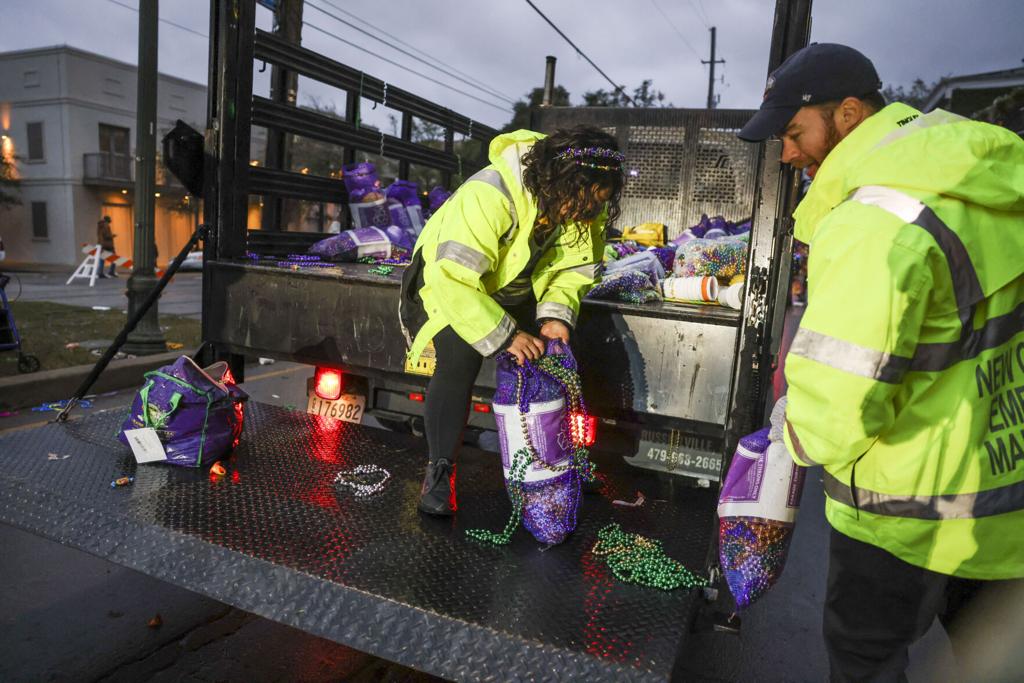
{"left": 0, "top": 351, "right": 187, "bottom": 411}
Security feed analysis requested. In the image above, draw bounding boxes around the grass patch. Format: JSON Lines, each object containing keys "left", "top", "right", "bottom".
{"left": 0, "top": 301, "right": 200, "bottom": 377}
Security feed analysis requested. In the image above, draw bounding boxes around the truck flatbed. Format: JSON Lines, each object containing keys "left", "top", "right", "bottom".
{"left": 0, "top": 403, "right": 715, "bottom": 682}
{"left": 220, "top": 258, "right": 742, "bottom": 326}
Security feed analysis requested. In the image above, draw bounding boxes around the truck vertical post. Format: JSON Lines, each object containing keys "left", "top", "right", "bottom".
{"left": 261, "top": 0, "right": 304, "bottom": 232}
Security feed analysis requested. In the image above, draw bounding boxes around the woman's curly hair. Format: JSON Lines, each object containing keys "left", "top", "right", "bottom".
{"left": 521, "top": 126, "right": 624, "bottom": 244}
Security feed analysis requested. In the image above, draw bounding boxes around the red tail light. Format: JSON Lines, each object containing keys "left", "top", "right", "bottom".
{"left": 472, "top": 402, "right": 491, "bottom": 413}
{"left": 408, "top": 392, "right": 425, "bottom": 402}
{"left": 314, "top": 367, "right": 343, "bottom": 400}
{"left": 570, "top": 413, "right": 598, "bottom": 447}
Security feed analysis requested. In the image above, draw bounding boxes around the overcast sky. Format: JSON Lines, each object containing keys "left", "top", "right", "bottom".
{"left": 3, "top": 0, "right": 1022, "bottom": 130}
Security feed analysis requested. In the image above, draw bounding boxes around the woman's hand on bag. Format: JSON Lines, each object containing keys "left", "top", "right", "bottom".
{"left": 506, "top": 331, "right": 546, "bottom": 366}
{"left": 540, "top": 320, "right": 570, "bottom": 344}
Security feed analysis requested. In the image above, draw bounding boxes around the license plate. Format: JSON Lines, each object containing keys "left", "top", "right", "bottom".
{"left": 624, "top": 429, "right": 723, "bottom": 481}
{"left": 306, "top": 393, "right": 366, "bottom": 423}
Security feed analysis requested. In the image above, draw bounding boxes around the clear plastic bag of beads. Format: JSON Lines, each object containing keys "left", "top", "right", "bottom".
{"left": 674, "top": 238, "right": 748, "bottom": 279}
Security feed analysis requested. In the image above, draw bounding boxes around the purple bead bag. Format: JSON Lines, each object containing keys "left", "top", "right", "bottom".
{"left": 343, "top": 162, "right": 391, "bottom": 229}
{"left": 119, "top": 356, "right": 248, "bottom": 468}
{"left": 467, "top": 340, "right": 595, "bottom": 546}
{"left": 385, "top": 179, "right": 424, "bottom": 235}
{"left": 717, "top": 425, "right": 806, "bottom": 609}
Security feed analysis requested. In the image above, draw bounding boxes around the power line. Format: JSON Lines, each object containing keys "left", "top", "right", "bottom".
{"left": 307, "top": 1, "right": 515, "bottom": 106}
{"left": 686, "top": 0, "right": 710, "bottom": 28}
{"left": 521, "top": 0, "right": 635, "bottom": 106}
{"left": 102, "top": 0, "right": 207, "bottom": 39}
{"left": 695, "top": 0, "right": 712, "bottom": 25}
{"left": 649, "top": 0, "right": 702, "bottom": 61}
{"left": 311, "top": 0, "right": 517, "bottom": 104}
{"left": 302, "top": 21, "right": 512, "bottom": 114}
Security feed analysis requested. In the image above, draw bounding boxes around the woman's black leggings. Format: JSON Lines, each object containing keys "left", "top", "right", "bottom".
{"left": 424, "top": 303, "right": 536, "bottom": 463}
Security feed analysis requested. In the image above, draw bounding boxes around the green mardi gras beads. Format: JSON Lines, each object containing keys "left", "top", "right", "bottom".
{"left": 592, "top": 523, "right": 708, "bottom": 591}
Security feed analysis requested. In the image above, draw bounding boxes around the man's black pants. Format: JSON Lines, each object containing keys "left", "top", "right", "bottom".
{"left": 824, "top": 527, "right": 985, "bottom": 682}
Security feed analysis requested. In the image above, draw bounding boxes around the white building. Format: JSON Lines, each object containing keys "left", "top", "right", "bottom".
{"left": 0, "top": 45, "right": 206, "bottom": 268}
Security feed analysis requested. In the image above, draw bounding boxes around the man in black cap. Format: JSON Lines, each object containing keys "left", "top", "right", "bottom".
{"left": 740, "top": 43, "right": 1024, "bottom": 682}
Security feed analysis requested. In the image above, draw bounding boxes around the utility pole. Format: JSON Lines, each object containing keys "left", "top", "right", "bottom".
{"left": 702, "top": 26, "right": 726, "bottom": 109}
{"left": 124, "top": 0, "right": 165, "bottom": 355}
{"left": 261, "top": 0, "right": 304, "bottom": 231}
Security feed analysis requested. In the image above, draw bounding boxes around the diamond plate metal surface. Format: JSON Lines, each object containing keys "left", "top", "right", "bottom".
{"left": 0, "top": 404, "right": 716, "bottom": 682}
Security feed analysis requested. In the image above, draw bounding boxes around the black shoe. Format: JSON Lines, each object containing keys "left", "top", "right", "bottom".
{"left": 418, "top": 458, "right": 456, "bottom": 515}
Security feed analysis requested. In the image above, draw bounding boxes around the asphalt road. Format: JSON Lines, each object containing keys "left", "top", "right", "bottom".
{"left": 4, "top": 270, "right": 204, "bottom": 319}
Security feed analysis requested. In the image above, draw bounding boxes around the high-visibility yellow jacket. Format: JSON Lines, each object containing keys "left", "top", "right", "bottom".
{"left": 783, "top": 102, "right": 1024, "bottom": 579}
{"left": 401, "top": 129, "right": 604, "bottom": 363}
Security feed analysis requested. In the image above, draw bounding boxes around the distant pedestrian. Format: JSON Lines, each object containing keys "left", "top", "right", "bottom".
{"left": 96, "top": 216, "right": 117, "bottom": 278}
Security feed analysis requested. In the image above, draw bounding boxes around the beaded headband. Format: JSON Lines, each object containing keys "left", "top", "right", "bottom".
{"left": 555, "top": 146, "right": 626, "bottom": 163}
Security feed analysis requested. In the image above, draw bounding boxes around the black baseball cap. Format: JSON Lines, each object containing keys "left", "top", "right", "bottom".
{"left": 739, "top": 43, "right": 882, "bottom": 142}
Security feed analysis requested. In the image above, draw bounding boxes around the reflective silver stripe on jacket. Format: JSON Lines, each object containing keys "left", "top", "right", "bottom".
{"left": 848, "top": 186, "right": 983, "bottom": 313}
{"left": 466, "top": 168, "right": 518, "bottom": 233}
{"left": 824, "top": 470, "right": 1024, "bottom": 520}
{"left": 536, "top": 302, "right": 577, "bottom": 328}
{"left": 565, "top": 263, "right": 598, "bottom": 279}
{"left": 789, "top": 327, "right": 911, "bottom": 384}
{"left": 786, "top": 420, "right": 819, "bottom": 466}
{"left": 848, "top": 185, "right": 992, "bottom": 372}
{"left": 471, "top": 313, "right": 516, "bottom": 357}
{"left": 436, "top": 240, "right": 490, "bottom": 275}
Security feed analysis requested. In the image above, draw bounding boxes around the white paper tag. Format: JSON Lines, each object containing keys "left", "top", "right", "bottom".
{"left": 124, "top": 428, "right": 167, "bottom": 464}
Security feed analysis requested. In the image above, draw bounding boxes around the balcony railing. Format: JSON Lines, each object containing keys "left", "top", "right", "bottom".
{"left": 83, "top": 152, "right": 183, "bottom": 189}
{"left": 84, "top": 152, "right": 133, "bottom": 182}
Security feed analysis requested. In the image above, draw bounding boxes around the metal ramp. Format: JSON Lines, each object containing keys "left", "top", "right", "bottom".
{"left": 0, "top": 403, "right": 715, "bottom": 682}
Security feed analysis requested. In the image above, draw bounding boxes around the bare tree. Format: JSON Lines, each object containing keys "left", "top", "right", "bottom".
{"left": 0, "top": 153, "right": 20, "bottom": 208}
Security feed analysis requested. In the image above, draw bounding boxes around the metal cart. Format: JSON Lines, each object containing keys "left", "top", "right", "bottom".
{"left": 0, "top": 273, "right": 41, "bottom": 374}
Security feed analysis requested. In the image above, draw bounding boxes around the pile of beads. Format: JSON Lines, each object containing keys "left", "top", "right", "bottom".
{"left": 274, "top": 254, "right": 336, "bottom": 270}
{"left": 675, "top": 238, "right": 748, "bottom": 279}
{"left": 586, "top": 270, "right": 662, "bottom": 305}
{"left": 333, "top": 464, "right": 391, "bottom": 497}
{"left": 592, "top": 523, "right": 708, "bottom": 591}
{"left": 719, "top": 517, "right": 791, "bottom": 609}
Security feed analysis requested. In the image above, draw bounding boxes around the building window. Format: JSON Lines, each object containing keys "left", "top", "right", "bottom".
{"left": 26, "top": 122, "right": 44, "bottom": 161}
{"left": 23, "top": 70, "right": 40, "bottom": 88}
{"left": 31, "top": 201, "right": 48, "bottom": 239}
{"left": 99, "top": 124, "right": 131, "bottom": 156}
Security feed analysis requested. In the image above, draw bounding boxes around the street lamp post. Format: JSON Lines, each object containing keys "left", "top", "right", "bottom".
{"left": 124, "top": 0, "right": 166, "bottom": 355}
